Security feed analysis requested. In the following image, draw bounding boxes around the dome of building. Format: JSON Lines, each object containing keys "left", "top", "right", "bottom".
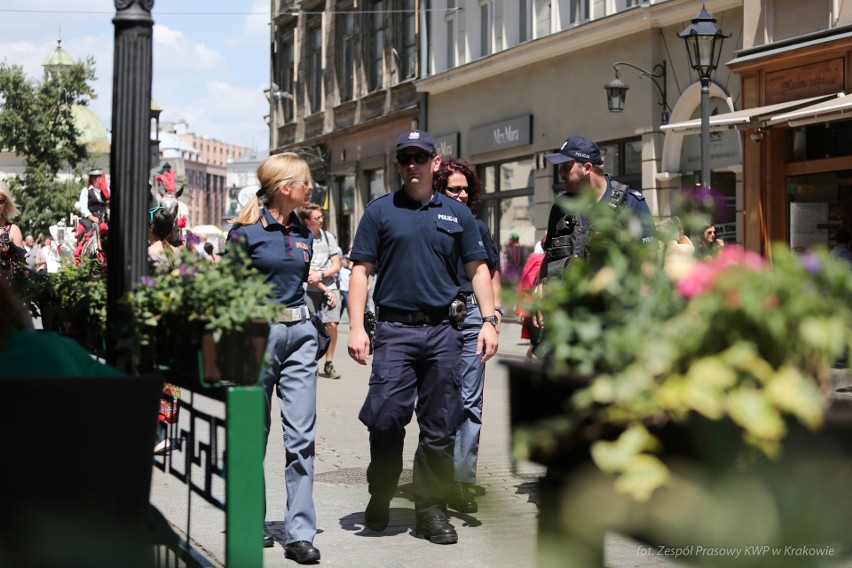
{"left": 71, "top": 105, "right": 111, "bottom": 154}
{"left": 42, "top": 38, "right": 74, "bottom": 72}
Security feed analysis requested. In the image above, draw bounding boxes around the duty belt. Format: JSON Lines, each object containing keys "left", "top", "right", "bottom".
{"left": 278, "top": 305, "right": 309, "bottom": 323}
{"left": 377, "top": 306, "right": 448, "bottom": 325}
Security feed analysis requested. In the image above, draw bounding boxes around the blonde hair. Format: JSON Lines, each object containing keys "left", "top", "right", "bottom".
{"left": 0, "top": 181, "right": 18, "bottom": 221}
{"left": 234, "top": 153, "right": 311, "bottom": 225}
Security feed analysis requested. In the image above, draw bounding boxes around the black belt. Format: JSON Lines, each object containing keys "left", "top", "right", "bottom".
{"left": 377, "top": 306, "right": 448, "bottom": 325}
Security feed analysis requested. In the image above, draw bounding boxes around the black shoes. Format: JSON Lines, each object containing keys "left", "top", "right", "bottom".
{"left": 414, "top": 515, "right": 458, "bottom": 545}
{"left": 364, "top": 496, "right": 391, "bottom": 532}
{"left": 447, "top": 482, "right": 478, "bottom": 514}
{"left": 283, "top": 541, "right": 321, "bottom": 564}
{"left": 263, "top": 528, "right": 274, "bottom": 548}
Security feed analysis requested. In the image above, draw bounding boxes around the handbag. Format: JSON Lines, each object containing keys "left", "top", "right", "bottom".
{"left": 311, "top": 314, "right": 331, "bottom": 361}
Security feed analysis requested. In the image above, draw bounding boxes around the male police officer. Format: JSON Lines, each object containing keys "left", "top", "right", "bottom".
{"left": 538, "top": 135, "right": 656, "bottom": 282}
{"left": 347, "top": 129, "right": 499, "bottom": 545}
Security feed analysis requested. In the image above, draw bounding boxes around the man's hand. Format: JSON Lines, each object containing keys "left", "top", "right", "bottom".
{"left": 476, "top": 324, "right": 499, "bottom": 363}
{"left": 307, "top": 270, "right": 322, "bottom": 286}
{"left": 348, "top": 327, "right": 371, "bottom": 365}
{"left": 324, "top": 290, "right": 338, "bottom": 308}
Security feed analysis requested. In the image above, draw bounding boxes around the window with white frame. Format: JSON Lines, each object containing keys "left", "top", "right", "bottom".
{"left": 535, "top": 0, "right": 551, "bottom": 38}
{"left": 446, "top": 8, "right": 456, "bottom": 69}
{"left": 480, "top": 0, "right": 493, "bottom": 57}
{"left": 569, "top": 0, "right": 589, "bottom": 24}
{"left": 520, "top": 0, "right": 533, "bottom": 42}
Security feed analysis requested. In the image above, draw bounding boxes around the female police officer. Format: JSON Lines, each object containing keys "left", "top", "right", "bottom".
{"left": 228, "top": 153, "right": 321, "bottom": 564}
{"left": 347, "top": 130, "right": 499, "bottom": 545}
{"left": 433, "top": 158, "right": 502, "bottom": 515}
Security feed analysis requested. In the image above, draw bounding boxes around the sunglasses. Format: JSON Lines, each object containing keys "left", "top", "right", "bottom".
{"left": 311, "top": 215, "right": 323, "bottom": 222}
{"left": 397, "top": 153, "right": 432, "bottom": 165}
{"left": 445, "top": 186, "right": 468, "bottom": 196}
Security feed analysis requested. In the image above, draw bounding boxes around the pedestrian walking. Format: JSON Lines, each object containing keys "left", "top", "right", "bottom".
{"left": 227, "top": 153, "right": 321, "bottom": 564}
{"left": 433, "top": 157, "right": 502, "bottom": 514}
{"left": 347, "top": 129, "right": 499, "bottom": 545}
{"left": 299, "top": 202, "right": 342, "bottom": 380}
{"left": 338, "top": 251, "right": 351, "bottom": 318}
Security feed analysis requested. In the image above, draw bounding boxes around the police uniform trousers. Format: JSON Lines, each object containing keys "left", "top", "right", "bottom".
{"left": 261, "top": 314, "right": 319, "bottom": 545}
{"left": 358, "top": 320, "right": 464, "bottom": 521}
{"left": 454, "top": 297, "right": 486, "bottom": 485}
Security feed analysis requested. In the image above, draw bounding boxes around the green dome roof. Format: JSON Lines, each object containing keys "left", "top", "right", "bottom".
{"left": 42, "top": 39, "right": 74, "bottom": 69}
{"left": 72, "top": 105, "right": 110, "bottom": 154}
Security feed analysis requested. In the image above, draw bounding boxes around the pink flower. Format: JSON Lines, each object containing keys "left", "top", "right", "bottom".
{"left": 675, "top": 246, "right": 767, "bottom": 298}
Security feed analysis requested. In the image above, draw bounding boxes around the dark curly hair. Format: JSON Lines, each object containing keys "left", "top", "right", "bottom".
{"left": 433, "top": 157, "right": 484, "bottom": 215}
{"left": 149, "top": 207, "right": 177, "bottom": 240}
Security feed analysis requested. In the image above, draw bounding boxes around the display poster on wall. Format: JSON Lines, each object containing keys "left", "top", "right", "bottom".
{"left": 790, "top": 202, "right": 842, "bottom": 252}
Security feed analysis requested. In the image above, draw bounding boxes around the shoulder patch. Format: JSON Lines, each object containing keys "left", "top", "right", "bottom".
{"left": 627, "top": 189, "right": 646, "bottom": 201}
{"left": 295, "top": 242, "right": 309, "bottom": 250}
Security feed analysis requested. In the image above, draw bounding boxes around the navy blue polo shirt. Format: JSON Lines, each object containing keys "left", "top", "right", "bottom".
{"left": 227, "top": 207, "right": 313, "bottom": 307}
{"left": 457, "top": 218, "right": 500, "bottom": 294}
{"left": 349, "top": 189, "right": 487, "bottom": 311}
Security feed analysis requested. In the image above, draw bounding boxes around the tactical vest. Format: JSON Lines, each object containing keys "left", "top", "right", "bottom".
{"left": 544, "top": 180, "right": 630, "bottom": 279}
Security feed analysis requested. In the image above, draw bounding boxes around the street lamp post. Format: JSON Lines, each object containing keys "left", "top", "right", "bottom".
{"left": 679, "top": 6, "right": 730, "bottom": 190}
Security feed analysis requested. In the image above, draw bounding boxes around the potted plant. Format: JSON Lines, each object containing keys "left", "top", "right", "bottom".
{"left": 119, "top": 246, "right": 278, "bottom": 385}
{"left": 14, "top": 257, "right": 107, "bottom": 354}
{"left": 509, "top": 193, "right": 852, "bottom": 566}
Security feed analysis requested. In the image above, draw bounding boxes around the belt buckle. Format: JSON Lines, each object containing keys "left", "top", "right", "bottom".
{"left": 279, "top": 307, "right": 302, "bottom": 323}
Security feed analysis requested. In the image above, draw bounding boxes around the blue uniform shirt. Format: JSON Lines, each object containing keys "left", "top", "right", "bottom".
{"left": 457, "top": 218, "right": 499, "bottom": 294}
{"left": 227, "top": 207, "right": 313, "bottom": 307}
{"left": 600, "top": 176, "right": 657, "bottom": 243}
{"left": 349, "top": 189, "right": 487, "bottom": 311}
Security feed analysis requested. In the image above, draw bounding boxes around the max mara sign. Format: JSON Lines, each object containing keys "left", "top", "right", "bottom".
{"left": 469, "top": 115, "right": 532, "bottom": 155}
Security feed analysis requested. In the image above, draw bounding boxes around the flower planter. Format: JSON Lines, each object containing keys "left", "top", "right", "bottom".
{"left": 155, "top": 319, "right": 269, "bottom": 387}
{"left": 505, "top": 359, "right": 852, "bottom": 568}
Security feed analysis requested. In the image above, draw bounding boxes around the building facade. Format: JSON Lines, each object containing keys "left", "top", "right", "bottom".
{"left": 269, "top": 0, "right": 753, "bottom": 259}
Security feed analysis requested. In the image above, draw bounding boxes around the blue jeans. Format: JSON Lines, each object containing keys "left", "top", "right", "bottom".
{"left": 454, "top": 298, "right": 485, "bottom": 484}
{"left": 261, "top": 312, "right": 319, "bottom": 545}
{"left": 359, "top": 320, "right": 463, "bottom": 521}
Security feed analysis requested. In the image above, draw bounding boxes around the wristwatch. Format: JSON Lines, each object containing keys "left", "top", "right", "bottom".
{"left": 481, "top": 315, "right": 499, "bottom": 327}
{"left": 494, "top": 306, "right": 504, "bottom": 317}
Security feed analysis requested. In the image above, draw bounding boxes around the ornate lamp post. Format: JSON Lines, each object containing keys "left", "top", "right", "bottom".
{"left": 604, "top": 61, "right": 670, "bottom": 124}
{"left": 107, "top": 0, "right": 154, "bottom": 365}
{"left": 679, "top": 5, "right": 730, "bottom": 189}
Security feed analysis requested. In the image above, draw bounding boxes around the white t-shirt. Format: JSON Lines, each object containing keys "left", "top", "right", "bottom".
{"left": 41, "top": 243, "right": 61, "bottom": 273}
{"left": 338, "top": 265, "right": 351, "bottom": 292}
{"left": 308, "top": 229, "right": 339, "bottom": 291}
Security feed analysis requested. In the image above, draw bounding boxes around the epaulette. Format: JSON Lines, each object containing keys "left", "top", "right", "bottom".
{"left": 627, "top": 189, "right": 646, "bottom": 201}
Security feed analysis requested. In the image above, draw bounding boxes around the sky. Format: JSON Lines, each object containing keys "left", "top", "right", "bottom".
{"left": 0, "top": 0, "right": 271, "bottom": 153}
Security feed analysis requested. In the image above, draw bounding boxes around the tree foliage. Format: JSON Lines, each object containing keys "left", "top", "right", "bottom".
{"left": 0, "top": 58, "right": 99, "bottom": 236}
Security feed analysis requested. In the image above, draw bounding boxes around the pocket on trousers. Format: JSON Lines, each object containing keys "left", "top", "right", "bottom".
{"left": 359, "top": 364, "right": 398, "bottom": 429}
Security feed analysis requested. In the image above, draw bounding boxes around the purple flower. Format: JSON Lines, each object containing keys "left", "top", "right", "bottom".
{"left": 798, "top": 252, "right": 821, "bottom": 274}
{"left": 141, "top": 276, "right": 158, "bottom": 287}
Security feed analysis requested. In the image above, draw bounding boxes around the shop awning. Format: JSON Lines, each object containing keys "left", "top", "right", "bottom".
{"left": 660, "top": 94, "right": 838, "bottom": 134}
{"left": 766, "top": 92, "right": 852, "bottom": 127}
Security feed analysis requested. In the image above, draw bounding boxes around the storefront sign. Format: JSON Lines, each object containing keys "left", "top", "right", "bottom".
{"left": 680, "top": 98, "right": 740, "bottom": 171}
{"left": 469, "top": 115, "right": 532, "bottom": 155}
{"left": 434, "top": 132, "right": 459, "bottom": 158}
{"left": 765, "top": 59, "right": 844, "bottom": 104}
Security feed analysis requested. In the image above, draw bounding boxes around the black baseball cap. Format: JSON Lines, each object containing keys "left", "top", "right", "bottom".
{"left": 396, "top": 130, "right": 436, "bottom": 154}
{"left": 544, "top": 136, "right": 603, "bottom": 165}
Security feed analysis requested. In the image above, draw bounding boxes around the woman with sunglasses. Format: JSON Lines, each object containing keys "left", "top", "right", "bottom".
{"left": 432, "top": 157, "right": 502, "bottom": 515}
{"left": 0, "top": 181, "right": 26, "bottom": 280}
{"left": 227, "top": 153, "right": 321, "bottom": 565}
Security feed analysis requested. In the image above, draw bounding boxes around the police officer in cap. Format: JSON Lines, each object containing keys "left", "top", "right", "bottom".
{"left": 347, "top": 129, "right": 499, "bottom": 545}
{"left": 537, "top": 135, "right": 655, "bottom": 284}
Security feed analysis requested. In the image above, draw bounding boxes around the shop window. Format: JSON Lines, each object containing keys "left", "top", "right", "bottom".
{"left": 787, "top": 120, "right": 852, "bottom": 163}
{"left": 335, "top": 175, "right": 356, "bottom": 252}
{"left": 598, "top": 137, "right": 641, "bottom": 189}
